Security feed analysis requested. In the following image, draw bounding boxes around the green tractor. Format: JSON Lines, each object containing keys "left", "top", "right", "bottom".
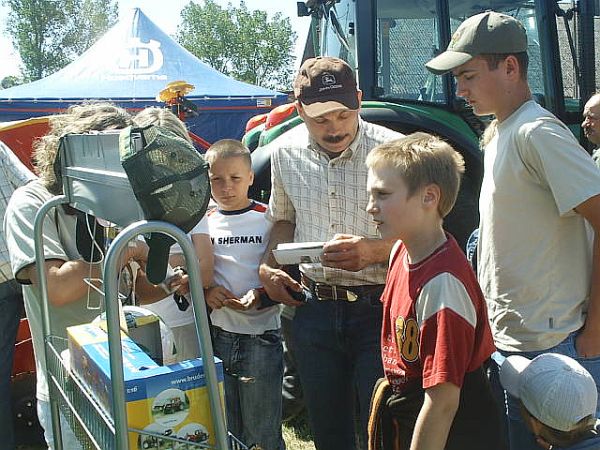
{"left": 245, "top": 0, "right": 598, "bottom": 249}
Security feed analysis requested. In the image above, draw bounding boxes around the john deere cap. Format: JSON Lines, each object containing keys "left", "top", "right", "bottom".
{"left": 294, "top": 56, "right": 359, "bottom": 118}
{"left": 425, "top": 11, "right": 527, "bottom": 75}
{"left": 120, "top": 125, "right": 210, "bottom": 284}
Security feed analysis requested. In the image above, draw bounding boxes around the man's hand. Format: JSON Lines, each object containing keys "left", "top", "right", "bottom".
{"left": 322, "top": 234, "right": 383, "bottom": 271}
{"left": 259, "top": 264, "right": 304, "bottom": 306}
{"left": 204, "top": 285, "right": 237, "bottom": 310}
{"left": 576, "top": 327, "right": 600, "bottom": 358}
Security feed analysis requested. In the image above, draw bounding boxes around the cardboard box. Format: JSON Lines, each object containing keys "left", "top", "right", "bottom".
{"left": 272, "top": 242, "right": 324, "bottom": 265}
{"left": 67, "top": 323, "right": 224, "bottom": 449}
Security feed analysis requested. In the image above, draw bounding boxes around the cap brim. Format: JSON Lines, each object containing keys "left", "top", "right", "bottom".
{"left": 425, "top": 51, "right": 474, "bottom": 75}
{"left": 301, "top": 93, "right": 360, "bottom": 118}
{"left": 499, "top": 355, "right": 531, "bottom": 398}
{"left": 145, "top": 233, "right": 174, "bottom": 284}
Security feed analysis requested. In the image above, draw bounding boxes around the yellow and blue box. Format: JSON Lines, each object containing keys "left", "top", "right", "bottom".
{"left": 67, "top": 323, "right": 224, "bottom": 449}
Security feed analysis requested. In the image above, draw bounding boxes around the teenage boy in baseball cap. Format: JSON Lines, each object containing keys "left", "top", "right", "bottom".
{"left": 426, "top": 10, "right": 600, "bottom": 450}
{"left": 500, "top": 353, "right": 600, "bottom": 449}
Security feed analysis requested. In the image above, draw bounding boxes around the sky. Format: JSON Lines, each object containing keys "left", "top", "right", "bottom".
{"left": 0, "top": 0, "right": 311, "bottom": 80}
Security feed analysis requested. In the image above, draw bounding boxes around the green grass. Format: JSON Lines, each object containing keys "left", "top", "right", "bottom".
{"left": 283, "top": 411, "right": 316, "bottom": 450}
{"left": 17, "top": 412, "right": 316, "bottom": 450}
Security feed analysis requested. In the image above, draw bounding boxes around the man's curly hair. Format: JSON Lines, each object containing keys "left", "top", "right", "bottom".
{"left": 33, "top": 102, "right": 132, "bottom": 194}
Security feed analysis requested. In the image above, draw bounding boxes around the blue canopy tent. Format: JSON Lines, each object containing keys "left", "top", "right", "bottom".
{"left": 0, "top": 8, "right": 287, "bottom": 144}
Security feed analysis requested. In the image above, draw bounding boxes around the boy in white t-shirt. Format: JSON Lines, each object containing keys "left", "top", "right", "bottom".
{"left": 203, "top": 139, "right": 283, "bottom": 450}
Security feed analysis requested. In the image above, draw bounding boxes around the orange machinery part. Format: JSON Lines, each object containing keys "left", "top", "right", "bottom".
{"left": 12, "top": 318, "right": 35, "bottom": 377}
{"left": 0, "top": 117, "right": 51, "bottom": 170}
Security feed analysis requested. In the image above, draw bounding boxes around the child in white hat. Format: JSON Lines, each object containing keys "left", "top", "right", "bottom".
{"left": 500, "top": 353, "right": 600, "bottom": 449}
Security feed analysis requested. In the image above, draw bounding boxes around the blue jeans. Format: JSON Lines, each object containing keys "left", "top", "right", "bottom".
{"left": 490, "top": 331, "right": 600, "bottom": 450}
{"left": 292, "top": 287, "right": 384, "bottom": 450}
{"left": 212, "top": 327, "right": 285, "bottom": 450}
{"left": 281, "top": 316, "right": 304, "bottom": 421}
{"left": 0, "top": 280, "right": 22, "bottom": 449}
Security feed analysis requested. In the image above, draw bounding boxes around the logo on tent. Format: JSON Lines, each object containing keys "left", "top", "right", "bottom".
{"left": 110, "top": 38, "right": 166, "bottom": 80}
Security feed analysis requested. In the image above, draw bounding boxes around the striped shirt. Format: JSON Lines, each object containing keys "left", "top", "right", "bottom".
{"left": 0, "top": 142, "right": 36, "bottom": 284}
{"left": 266, "top": 119, "right": 402, "bottom": 286}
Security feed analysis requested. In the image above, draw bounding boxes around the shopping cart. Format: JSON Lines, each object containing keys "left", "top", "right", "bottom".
{"left": 33, "top": 132, "right": 254, "bottom": 449}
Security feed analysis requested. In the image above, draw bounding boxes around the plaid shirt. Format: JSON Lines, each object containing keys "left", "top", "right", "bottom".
{"left": 1, "top": 142, "right": 36, "bottom": 284}
{"left": 267, "top": 119, "right": 402, "bottom": 286}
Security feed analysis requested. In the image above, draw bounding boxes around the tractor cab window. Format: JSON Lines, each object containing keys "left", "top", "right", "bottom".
{"left": 374, "top": 1, "right": 445, "bottom": 103}
{"left": 321, "top": 0, "right": 357, "bottom": 68}
{"left": 374, "top": 1, "right": 544, "bottom": 105}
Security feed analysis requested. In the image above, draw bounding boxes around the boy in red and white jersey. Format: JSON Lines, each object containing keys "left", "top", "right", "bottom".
{"left": 366, "top": 133, "right": 500, "bottom": 450}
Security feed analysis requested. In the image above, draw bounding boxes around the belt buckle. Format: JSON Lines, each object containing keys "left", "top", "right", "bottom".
{"left": 334, "top": 285, "right": 359, "bottom": 302}
{"left": 314, "top": 283, "right": 358, "bottom": 302}
{"left": 346, "top": 290, "right": 358, "bottom": 302}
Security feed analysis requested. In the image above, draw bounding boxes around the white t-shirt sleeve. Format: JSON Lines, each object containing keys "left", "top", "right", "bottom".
{"left": 4, "top": 185, "right": 69, "bottom": 281}
{"left": 189, "top": 214, "right": 209, "bottom": 235}
{"left": 520, "top": 120, "right": 600, "bottom": 216}
{"left": 0, "top": 142, "right": 36, "bottom": 187}
{"left": 415, "top": 272, "right": 477, "bottom": 329}
{"left": 170, "top": 214, "right": 209, "bottom": 255}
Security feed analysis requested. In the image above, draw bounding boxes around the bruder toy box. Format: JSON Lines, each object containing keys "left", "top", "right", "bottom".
{"left": 67, "top": 323, "right": 224, "bottom": 449}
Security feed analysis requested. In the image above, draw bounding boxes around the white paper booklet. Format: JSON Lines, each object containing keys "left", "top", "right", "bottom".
{"left": 272, "top": 242, "right": 325, "bottom": 265}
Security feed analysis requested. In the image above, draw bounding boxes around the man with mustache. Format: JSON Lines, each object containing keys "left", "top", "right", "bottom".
{"left": 259, "top": 56, "right": 402, "bottom": 450}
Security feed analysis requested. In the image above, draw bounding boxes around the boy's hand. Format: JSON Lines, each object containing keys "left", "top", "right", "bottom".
{"left": 259, "top": 264, "right": 304, "bottom": 306}
{"left": 204, "top": 285, "right": 237, "bottom": 310}
{"left": 224, "top": 289, "right": 260, "bottom": 311}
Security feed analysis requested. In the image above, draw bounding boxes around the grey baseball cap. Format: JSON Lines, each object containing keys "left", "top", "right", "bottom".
{"left": 500, "top": 353, "right": 597, "bottom": 432}
{"left": 425, "top": 11, "right": 527, "bottom": 75}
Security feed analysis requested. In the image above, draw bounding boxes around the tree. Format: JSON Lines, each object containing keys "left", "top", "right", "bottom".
{"left": 177, "top": 0, "right": 296, "bottom": 91}
{"left": 3, "top": 0, "right": 118, "bottom": 81}
{"left": 1, "top": 75, "right": 24, "bottom": 89}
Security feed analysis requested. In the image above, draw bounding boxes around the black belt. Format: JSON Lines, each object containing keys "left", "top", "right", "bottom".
{"left": 301, "top": 273, "right": 384, "bottom": 302}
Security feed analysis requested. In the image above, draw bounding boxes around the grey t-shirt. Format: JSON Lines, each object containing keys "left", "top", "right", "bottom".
{"left": 0, "top": 142, "right": 36, "bottom": 284}
{"left": 4, "top": 179, "right": 101, "bottom": 401}
{"left": 479, "top": 100, "right": 600, "bottom": 351}
{"left": 592, "top": 147, "right": 600, "bottom": 168}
